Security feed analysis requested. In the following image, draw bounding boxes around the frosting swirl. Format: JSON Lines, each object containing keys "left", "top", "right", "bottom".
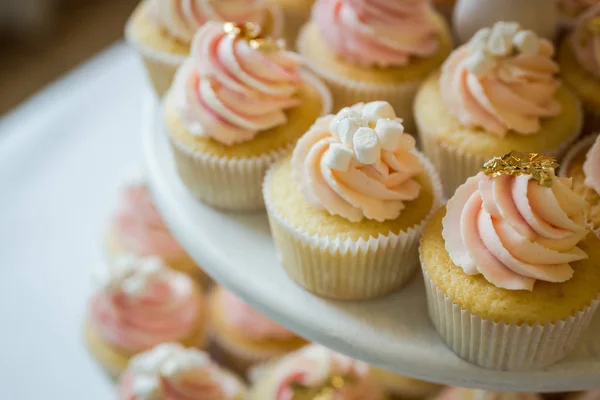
{"left": 90, "top": 255, "right": 201, "bottom": 352}
{"left": 119, "top": 343, "right": 245, "bottom": 400}
{"left": 443, "top": 164, "right": 588, "bottom": 291}
{"left": 149, "top": 0, "right": 267, "bottom": 43}
{"left": 292, "top": 101, "right": 423, "bottom": 223}
{"left": 312, "top": 0, "right": 439, "bottom": 67}
{"left": 571, "top": 4, "right": 600, "bottom": 78}
{"left": 171, "top": 22, "right": 304, "bottom": 145}
{"left": 440, "top": 22, "right": 561, "bottom": 136}
{"left": 111, "top": 174, "right": 186, "bottom": 260}
{"left": 266, "top": 344, "right": 382, "bottom": 400}
{"left": 216, "top": 286, "right": 296, "bottom": 340}
{"left": 436, "top": 388, "right": 542, "bottom": 400}
{"left": 583, "top": 134, "right": 600, "bottom": 194}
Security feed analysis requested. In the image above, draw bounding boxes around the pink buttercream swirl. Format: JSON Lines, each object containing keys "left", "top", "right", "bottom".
{"left": 436, "top": 388, "right": 542, "bottom": 400}
{"left": 443, "top": 170, "right": 589, "bottom": 291}
{"left": 90, "top": 257, "right": 201, "bottom": 352}
{"left": 571, "top": 4, "right": 600, "bottom": 78}
{"left": 440, "top": 22, "right": 561, "bottom": 136}
{"left": 583, "top": 135, "right": 600, "bottom": 194}
{"left": 312, "top": 0, "right": 439, "bottom": 67}
{"left": 149, "top": 0, "right": 267, "bottom": 43}
{"left": 293, "top": 102, "right": 423, "bottom": 222}
{"left": 111, "top": 180, "right": 186, "bottom": 260}
{"left": 216, "top": 286, "right": 296, "bottom": 340}
{"left": 171, "top": 22, "right": 304, "bottom": 145}
{"left": 269, "top": 345, "right": 382, "bottom": 400}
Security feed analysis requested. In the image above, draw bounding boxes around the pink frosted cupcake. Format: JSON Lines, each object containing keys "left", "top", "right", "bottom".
{"left": 105, "top": 172, "right": 209, "bottom": 285}
{"left": 119, "top": 343, "right": 247, "bottom": 399}
{"left": 85, "top": 255, "right": 206, "bottom": 379}
{"left": 567, "top": 391, "right": 600, "bottom": 400}
{"left": 435, "top": 388, "right": 542, "bottom": 400}
{"left": 208, "top": 286, "right": 306, "bottom": 373}
{"left": 297, "top": 0, "right": 453, "bottom": 129}
{"left": 250, "top": 344, "right": 385, "bottom": 399}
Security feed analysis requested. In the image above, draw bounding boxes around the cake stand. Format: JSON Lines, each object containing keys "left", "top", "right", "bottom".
{"left": 142, "top": 96, "right": 600, "bottom": 392}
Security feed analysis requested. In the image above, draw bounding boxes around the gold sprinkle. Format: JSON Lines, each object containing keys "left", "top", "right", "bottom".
{"left": 481, "top": 151, "right": 558, "bottom": 187}
{"left": 222, "top": 21, "right": 282, "bottom": 52}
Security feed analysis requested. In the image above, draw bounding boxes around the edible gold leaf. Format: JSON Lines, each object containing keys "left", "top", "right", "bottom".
{"left": 481, "top": 151, "right": 558, "bottom": 187}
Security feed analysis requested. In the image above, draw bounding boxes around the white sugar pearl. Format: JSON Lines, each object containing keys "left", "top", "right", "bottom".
{"left": 375, "top": 119, "right": 404, "bottom": 152}
{"left": 323, "top": 143, "right": 354, "bottom": 171}
{"left": 468, "top": 27, "right": 491, "bottom": 53}
{"left": 362, "top": 101, "right": 396, "bottom": 122}
{"left": 337, "top": 117, "right": 363, "bottom": 146}
{"left": 513, "top": 30, "right": 540, "bottom": 54}
{"left": 353, "top": 128, "right": 380, "bottom": 165}
{"left": 465, "top": 51, "right": 496, "bottom": 77}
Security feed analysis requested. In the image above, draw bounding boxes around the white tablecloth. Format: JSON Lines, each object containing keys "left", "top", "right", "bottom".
{"left": 0, "top": 42, "right": 148, "bottom": 399}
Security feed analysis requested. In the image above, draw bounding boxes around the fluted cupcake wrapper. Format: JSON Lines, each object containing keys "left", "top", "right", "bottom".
{"left": 296, "top": 25, "right": 422, "bottom": 131}
{"left": 420, "top": 267, "right": 600, "bottom": 371}
{"left": 263, "top": 152, "right": 443, "bottom": 300}
{"left": 125, "top": 4, "right": 284, "bottom": 97}
{"left": 419, "top": 126, "right": 580, "bottom": 198}
{"left": 165, "top": 71, "right": 332, "bottom": 212}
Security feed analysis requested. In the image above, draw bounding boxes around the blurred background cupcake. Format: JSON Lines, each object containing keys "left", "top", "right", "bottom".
{"left": 369, "top": 367, "right": 444, "bottom": 399}
{"left": 125, "top": 0, "right": 283, "bottom": 95}
{"left": 265, "top": 0, "right": 315, "bottom": 49}
{"left": 435, "top": 387, "right": 542, "bottom": 399}
{"left": 559, "top": 0, "right": 600, "bottom": 31}
{"left": 297, "top": 0, "right": 453, "bottom": 130}
{"left": 207, "top": 286, "right": 306, "bottom": 374}
{"left": 558, "top": 5, "right": 600, "bottom": 133}
{"left": 105, "top": 171, "right": 210, "bottom": 286}
{"left": 85, "top": 255, "right": 206, "bottom": 379}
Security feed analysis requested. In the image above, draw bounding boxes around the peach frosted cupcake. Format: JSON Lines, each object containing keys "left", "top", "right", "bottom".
{"left": 85, "top": 255, "right": 206, "bottom": 379}
{"left": 164, "top": 22, "right": 331, "bottom": 211}
{"left": 420, "top": 152, "right": 600, "bottom": 370}
{"left": 105, "top": 172, "right": 209, "bottom": 285}
{"left": 558, "top": 5, "right": 600, "bottom": 132}
{"left": 118, "top": 343, "right": 247, "bottom": 399}
{"left": 264, "top": 101, "right": 443, "bottom": 300}
{"left": 125, "top": 0, "right": 282, "bottom": 96}
{"left": 369, "top": 367, "right": 443, "bottom": 399}
{"left": 207, "top": 286, "right": 306, "bottom": 373}
{"left": 415, "top": 22, "right": 582, "bottom": 196}
{"left": 434, "top": 388, "right": 542, "bottom": 400}
{"left": 250, "top": 344, "right": 384, "bottom": 399}
{"left": 297, "top": 0, "right": 453, "bottom": 129}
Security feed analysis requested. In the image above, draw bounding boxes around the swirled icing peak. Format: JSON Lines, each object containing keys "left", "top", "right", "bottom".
{"left": 119, "top": 343, "right": 246, "bottom": 400}
{"left": 148, "top": 0, "right": 267, "bottom": 43}
{"left": 312, "top": 0, "right": 439, "bottom": 67}
{"left": 265, "top": 344, "right": 383, "bottom": 400}
{"left": 90, "top": 255, "right": 201, "bottom": 352}
{"left": 171, "top": 21, "right": 303, "bottom": 145}
{"left": 440, "top": 21, "right": 561, "bottom": 136}
{"left": 443, "top": 153, "right": 588, "bottom": 291}
{"left": 293, "top": 101, "right": 423, "bottom": 222}
{"left": 436, "top": 388, "right": 542, "bottom": 400}
{"left": 571, "top": 4, "right": 600, "bottom": 78}
{"left": 216, "top": 286, "right": 296, "bottom": 340}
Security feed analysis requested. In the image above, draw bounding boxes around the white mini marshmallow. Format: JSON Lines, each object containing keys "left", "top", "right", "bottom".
{"left": 328, "top": 107, "right": 361, "bottom": 134}
{"left": 362, "top": 101, "right": 396, "bottom": 123}
{"left": 323, "top": 143, "right": 354, "bottom": 171}
{"left": 353, "top": 128, "right": 380, "bottom": 165}
{"left": 465, "top": 51, "right": 496, "bottom": 77}
{"left": 132, "top": 375, "right": 160, "bottom": 399}
{"left": 468, "top": 27, "right": 491, "bottom": 53}
{"left": 513, "top": 30, "right": 540, "bottom": 54}
{"left": 337, "top": 117, "right": 363, "bottom": 147}
{"left": 121, "top": 277, "right": 149, "bottom": 297}
{"left": 487, "top": 24, "right": 514, "bottom": 56}
{"left": 375, "top": 119, "right": 404, "bottom": 152}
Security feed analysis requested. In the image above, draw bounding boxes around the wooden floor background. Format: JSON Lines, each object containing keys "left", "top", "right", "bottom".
{"left": 0, "top": 0, "right": 138, "bottom": 115}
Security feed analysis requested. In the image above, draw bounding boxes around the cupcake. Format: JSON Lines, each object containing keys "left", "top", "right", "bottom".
{"left": 105, "top": 171, "right": 209, "bottom": 285}
{"left": 297, "top": 0, "right": 453, "bottom": 130}
{"left": 415, "top": 21, "right": 583, "bottom": 196}
{"left": 85, "top": 255, "right": 206, "bottom": 378}
{"left": 207, "top": 285, "right": 306, "bottom": 373}
{"left": 164, "top": 21, "right": 331, "bottom": 211}
{"left": 559, "top": 0, "right": 600, "bottom": 30}
{"left": 125, "top": 0, "right": 283, "bottom": 96}
{"left": 369, "top": 367, "right": 443, "bottom": 399}
{"left": 420, "top": 151, "right": 600, "bottom": 370}
{"left": 118, "top": 343, "right": 247, "bottom": 399}
{"left": 435, "top": 387, "right": 542, "bottom": 400}
{"left": 264, "top": 0, "right": 314, "bottom": 50}
{"left": 264, "top": 101, "right": 443, "bottom": 300}
{"left": 560, "top": 134, "right": 600, "bottom": 234}
{"left": 558, "top": 5, "right": 600, "bottom": 133}
{"left": 567, "top": 391, "right": 600, "bottom": 400}
{"left": 250, "top": 344, "right": 384, "bottom": 399}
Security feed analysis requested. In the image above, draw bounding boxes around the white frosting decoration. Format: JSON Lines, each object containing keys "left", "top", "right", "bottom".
{"left": 362, "top": 101, "right": 396, "bottom": 122}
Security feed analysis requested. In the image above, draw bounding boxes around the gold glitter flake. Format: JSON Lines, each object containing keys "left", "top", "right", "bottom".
{"left": 223, "top": 22, "right": 282, "bottom": 52}
{"left": 481, "top": 151, "right": 558, "bottom": 187}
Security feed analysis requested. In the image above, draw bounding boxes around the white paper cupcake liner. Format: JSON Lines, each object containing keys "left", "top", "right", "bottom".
{"left": 263, "top": 152, "right": 443, "bottom": 300}
{"left": 166, "top": 70, "right": 332, "bottom": 212}
{"left": 296, "top": 24, "right": 423, "bottom": 131}
{"left": 421, "top": 266, "right": 600, "bottom": 370}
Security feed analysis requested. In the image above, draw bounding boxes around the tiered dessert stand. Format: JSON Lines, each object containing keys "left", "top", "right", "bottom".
{"left": 143, "top": 96, "right": 600, "bottom": 392}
